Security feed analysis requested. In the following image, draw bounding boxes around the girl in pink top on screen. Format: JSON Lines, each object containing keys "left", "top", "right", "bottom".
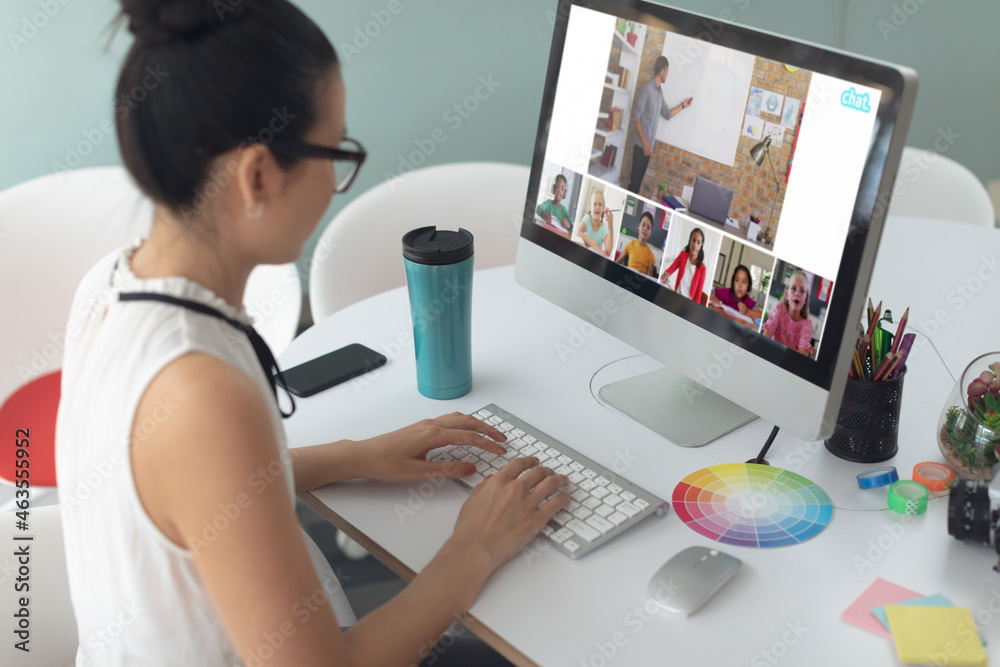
{"left": 763, "top": 271, "right": 813, "bottom": 356}
{"left": 660, "top": 227, "right": 706, "bottom": 302}
{"left": 711, "top": 264, "right": 756, "bottom": 314}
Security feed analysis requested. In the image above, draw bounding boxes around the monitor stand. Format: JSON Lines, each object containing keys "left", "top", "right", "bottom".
{"left": 598, "top": 365, "right": 757, "bottom": 447}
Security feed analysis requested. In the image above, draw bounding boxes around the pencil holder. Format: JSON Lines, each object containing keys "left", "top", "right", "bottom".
{"left": 825, "top": 368, "right": 906, "bottom": 463}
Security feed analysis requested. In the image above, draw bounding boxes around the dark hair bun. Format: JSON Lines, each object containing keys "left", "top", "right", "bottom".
{"left": 121, "top": 0, "right": 247, "bottom": 44}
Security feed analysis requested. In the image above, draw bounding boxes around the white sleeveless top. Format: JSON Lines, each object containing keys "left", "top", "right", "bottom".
{"left": 55, "top": 241, "right": 354, "bottom": 667}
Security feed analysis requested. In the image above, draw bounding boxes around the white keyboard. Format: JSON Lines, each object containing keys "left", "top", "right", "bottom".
{"left": 428, "top": 404, "right": 669, "bottom": 559}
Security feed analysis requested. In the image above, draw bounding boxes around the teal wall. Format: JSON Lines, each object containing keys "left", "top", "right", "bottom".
{"left": 3, "top": 0, "right": 997, "bottom": 287}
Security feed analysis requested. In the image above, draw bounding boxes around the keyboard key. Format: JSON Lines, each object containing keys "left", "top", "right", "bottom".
{"left": 541, "top": 525, "right": 554, "bottom": 537}
{"left": 572, "top": 507, "right": 593, "bottom": 521}
{"left": 466, "top": 473, "right": 486, "bottom": 486}
{"left": 431, "top": 454, "right": 451, "bottom": 463}
{"left": 608, "top": 483, "right": 623, "bottom": 494}
{"left": 552, "top": 510, "right": 573, "bottom": 526}
{"left": 479, "top": 451, "right": 498, "bottom": 463}
{"left": 511, "top": 428, "right": 525, "bottom": 438}
{"left": 558, "top": 455, "right": 572, "bottom": 465}
{"left": 521, "top": 435, "right": 537, "bottom": 445}
{"left": 634, "top": 498, "right": 650, "bottom": 510}
{"left": 475, "top": 461, "right": 491, "bottom": 474}
{"left": 500, "top": 421, "right": 514, "bottom": 432}
{"left": 545, "top": 447, "right": 561, "bottom": 458}
{"left": 555, "top": 465, "right": 573, "bottom": 476}
{"left": 568, "top": 472, "right": 585, "bottom": 485}
{"left": 473, "top": 414, "right": 485, "bottom": 421}
{"left": 595, "top": 476, "right": 610, "bottom": 486}
{"left": 594, "top": 504, "right": 614, "bottom": 518}
{"left": 488, "top": 416, "right": 503, "bottom": 425}
{"left": 552, "top": 528, "right": 574, "bottom": 544}
{"left": 451, "top": 446, "right": 469, "bottom": 458}
{"left": 535, "top": 441, "right": 548, "bottom": 451}
{"left": 570, "top": 462, "right": 586, "bottom": 472}
{"left": 579, "top": 479, "right": 597, "bottom": 492}
{"left": 604, "top": 494, "right": 623, "bottom": 507}
{"left": 621, "top": 491, "right": 636, "bottom": 502}
{"left": 586, "top": 515, "right": 614, "bottom": 535}
{"left": 542, "top": 459, "right": 560, "bottom": 470}
{"left": 507, "top": 439, "right": 526, "bottom": 451}
{"left": 591, "top": 486, "right": 611, "bottom": 500}
{"left": 582, "top": 469, "right": 598, "bottom": 479}
{"left": 566, "top": 519, "right": 601, "bottom": 542}
{"left": 534, "top": 450, "right": 551, "bottom": 462}
{"left": 477, "top": 409, "right": 492, "bottom": 418}
{"left": 520, "top": 445, "right": 538, "bottom": 457}
{"left": 491, "top": 458, "right": 509, "bottom": 471}
{"left": 461, "top": 454, "right": 478, "bottom": 465}
{"left": 502, "top": 448, "right": 518, "bottom": 460}
{"left": 566, "top": 499, "right": 581, "bottom": 512}
{"left": 618, "top": 501, "right": 640, "bottom": 518}
{"left": 570, "top": 489, "right": 589, "bottom": 503}
{"left": 608, "top": 511, "right": 628, "bottom": 526}
{"left": 582, "top": 497, "right": 601, "bottom": 510}
{"left": 563, "top": 540, "right": 580, "bottom": 553}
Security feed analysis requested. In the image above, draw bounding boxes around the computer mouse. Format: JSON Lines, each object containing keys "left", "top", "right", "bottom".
{"left": 646, "top": 546, "right": 742, "bottom": 616}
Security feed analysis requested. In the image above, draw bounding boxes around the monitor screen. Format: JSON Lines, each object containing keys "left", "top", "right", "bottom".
{"left": 517, "top": 0, "right": 915, "bottom": 442}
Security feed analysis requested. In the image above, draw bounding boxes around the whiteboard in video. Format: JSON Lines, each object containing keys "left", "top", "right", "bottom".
{"left": 654, "top": 33, "right": 755, "bottom": 166}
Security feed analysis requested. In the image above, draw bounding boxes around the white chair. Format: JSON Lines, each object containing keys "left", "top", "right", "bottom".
{"left": 309, "top": 161, "right": 530, "bottom": 321}
{"left": 888, "top": 147, "right": 995, "bottom": 226}
{"left": 0, "top": 506, "right": 77, "bottom": 666}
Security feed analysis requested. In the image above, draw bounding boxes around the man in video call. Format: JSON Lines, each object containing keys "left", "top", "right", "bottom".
{"left": 628, "top": 56, "right": 693, "bottom": 196}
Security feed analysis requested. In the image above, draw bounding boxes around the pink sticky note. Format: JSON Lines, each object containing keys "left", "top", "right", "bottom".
{"left": 841, "top": 578, "right": 922, "bottom": 638}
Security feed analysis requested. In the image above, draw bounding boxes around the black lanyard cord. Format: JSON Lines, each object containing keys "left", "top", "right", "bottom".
{"left": 118, "top": 291, "right": 296, "bottom": 418}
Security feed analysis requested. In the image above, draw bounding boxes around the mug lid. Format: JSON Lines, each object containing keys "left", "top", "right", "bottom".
{"left": 402, "top": 226, "right": 474, "bottom": 265}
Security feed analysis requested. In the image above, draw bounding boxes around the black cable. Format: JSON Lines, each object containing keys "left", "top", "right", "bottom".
{"left": 754, "top": 425, "right": 780, "bottom": 464}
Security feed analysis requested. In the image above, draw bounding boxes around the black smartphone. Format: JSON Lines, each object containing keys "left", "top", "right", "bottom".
{"left": 279, "top": 343, "right": 387, "bottom": 397}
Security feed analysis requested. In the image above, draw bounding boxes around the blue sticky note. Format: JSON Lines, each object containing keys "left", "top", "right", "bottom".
{"left": 873, "top": 595, "right": 987, "bottom": 645}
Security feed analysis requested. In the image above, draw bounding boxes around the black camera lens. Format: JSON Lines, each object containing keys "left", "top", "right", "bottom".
{"left": 948, "top": 479, "right": 995, "bottom": 547}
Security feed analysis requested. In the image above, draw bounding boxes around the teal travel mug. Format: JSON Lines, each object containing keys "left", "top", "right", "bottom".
{"left": 402, "top": 226, "right": 474, "bottom": 399}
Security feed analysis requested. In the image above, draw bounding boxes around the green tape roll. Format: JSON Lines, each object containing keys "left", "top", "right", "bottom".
{"left": 888, "top": 480, "right": 929, "bottom": 515}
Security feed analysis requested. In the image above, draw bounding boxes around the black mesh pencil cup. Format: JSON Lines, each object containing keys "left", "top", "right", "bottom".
{"left": 825, "top": 368, "right": 906, "bottom": 463}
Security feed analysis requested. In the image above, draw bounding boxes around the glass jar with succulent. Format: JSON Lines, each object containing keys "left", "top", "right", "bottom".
{"left": 937, "top": 353, "right": 1000, "bottom": 480}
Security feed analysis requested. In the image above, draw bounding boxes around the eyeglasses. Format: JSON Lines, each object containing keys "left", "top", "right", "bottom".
{"left": 269, "top": 137, "right": 367, "bottom": 193}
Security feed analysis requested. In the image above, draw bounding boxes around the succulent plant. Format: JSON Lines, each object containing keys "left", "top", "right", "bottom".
{"left": 942, "top": 364, "right": 1000, "bottom": 472}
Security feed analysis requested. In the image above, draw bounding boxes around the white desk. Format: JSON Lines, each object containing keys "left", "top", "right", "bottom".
{"left": 281, "top": 216, "right": 1000, "bottom": 666}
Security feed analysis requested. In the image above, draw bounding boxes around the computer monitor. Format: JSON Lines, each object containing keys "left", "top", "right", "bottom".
{"left": 516, "top": 0, "right": 916, "bottom": 445}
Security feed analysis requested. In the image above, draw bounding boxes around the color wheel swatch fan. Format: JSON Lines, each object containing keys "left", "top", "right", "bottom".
{"left": 672, "top": 463, "right": 833, "bottom": 547}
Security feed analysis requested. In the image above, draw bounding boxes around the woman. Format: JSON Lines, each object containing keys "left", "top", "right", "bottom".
{"left": 55, "top": 2, "right": 568, "bottom": 665}
{"left": 660, "top": 227, "right": 706, "bottom": 301}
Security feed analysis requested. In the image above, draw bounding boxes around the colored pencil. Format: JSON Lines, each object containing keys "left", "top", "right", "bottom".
{"left": 885, "top": 333, "right": 915, "bottom": 380}
{"left": 889, "top": 307, "right": 909, "bottom": 355}
{"left": 872, "top": 352, "right": 895, "bottom": 381}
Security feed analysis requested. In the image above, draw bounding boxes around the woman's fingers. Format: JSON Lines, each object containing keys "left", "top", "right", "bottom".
{"left": 527, "top": 474, "right": 569, "bottom": 504}
{"left": 431, "top": 413, "right": 507, "bottom": 447}
{"left": 497, "top": 456, "right": 538, "bottom": 481}
{"left": 516, "top": 465, "right": 554, "bottom": 492}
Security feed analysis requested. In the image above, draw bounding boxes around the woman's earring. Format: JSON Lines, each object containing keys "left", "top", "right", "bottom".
{"left": 244, "top": 202, "right": 264, "bottom": 219}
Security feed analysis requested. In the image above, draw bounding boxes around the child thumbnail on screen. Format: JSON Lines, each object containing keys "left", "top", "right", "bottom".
{"left": 587, "top": 18, "right": 811, "bottom": 253}
{"left": 535, "top": 161, "right": 582, "bottom": 239}
{"left": 614, "top": 196, "right": 669, "bottom": 278}
{"left": 570, "top": 176, "right": 628, "bottom": 259}
{"left": 707, "top": 237, "right": 775, "bottom": 331}
{"left": 658, "top": 214, "right": 722, "bottom": 306}
{"left": 762, "top": 260, "right": 834, "bottom": 360}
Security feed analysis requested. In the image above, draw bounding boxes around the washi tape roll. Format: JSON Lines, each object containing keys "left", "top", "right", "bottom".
{"left": 857, "top": 466, "right": 899, "bottom": 489}
{"left": 888, "top": 480, "right": 929, "bottom": 516}
{"left": 912, "top": 462, "right": 954, "bottom": 492}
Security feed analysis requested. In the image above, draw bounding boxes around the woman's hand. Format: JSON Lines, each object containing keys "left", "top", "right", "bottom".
{"left": 738, "top": 302, "right": 748, "bottom": 315}
{"left": 450, "top": 457, "right": 570, "bottom": 571}
{"left": 357, "top": 412, "right": 507, "bottom": 483}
